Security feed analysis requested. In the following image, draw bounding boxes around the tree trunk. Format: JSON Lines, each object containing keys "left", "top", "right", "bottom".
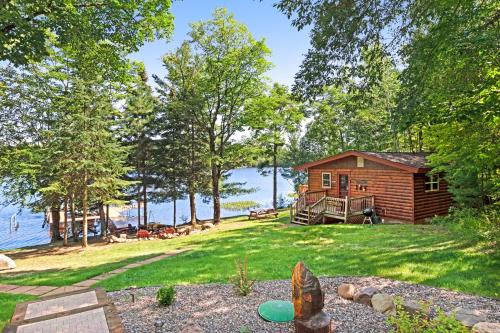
{"left": 70, "top": 194, "right": 77, "bottom": 242}
{"left": 137, "top": 197, "right": 141, "bottom": 228}
{"left": 173, "top": 198, "right": 177, "bottom": 228}
{"left": 63, "top": 197, "right": 68, "bottom": 246}
{"left": 211, "top": 162, "right": 221, "bottom": 224}
{"left": 98, "top": 203, "right": 105, "bottom": 237}
{"left": 104, "top": 204, "right": 109, "bottom": 237}
{"left": 82, "top": 171, "right": 88, "bottom": 248}
{"left": 189, "top": 122, "right": 197, "bottom": 228}
{"left": 189, "top": 190, "right": 196, "bottom": 228}
{"left": 50, "top": 205, "right": 61, "bottom": 242}
{"left": 142, "top": 167, "right": 148, "bottom": 226}
{"left": 273, "top": 143, "right": 278, "bottom": 209}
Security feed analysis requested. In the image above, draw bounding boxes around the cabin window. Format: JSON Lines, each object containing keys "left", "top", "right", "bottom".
{"left": 357, "top": 157, "right": 364, "bottom": 167}
{"left": 322, "top": 172, "right": 331, "bottom": 188}
{"left": 425, "top": 174, "right": 439, "bottom": 192}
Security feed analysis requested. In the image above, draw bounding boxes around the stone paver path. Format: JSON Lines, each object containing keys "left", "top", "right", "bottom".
{"left": 0, "top": 249, "right": 187, "bottom": 298}
{"left": 25, "top": 290, "right": 97, "bottom": 319}
{"left": 16, "top": 307, "right": 110, "bottom": 333}
{"left": 4, "top": 288, "right": 122, "bottom": 333}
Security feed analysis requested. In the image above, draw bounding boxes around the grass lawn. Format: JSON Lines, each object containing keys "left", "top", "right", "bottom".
{"left": 0, "top": 293, "right": 37, "bottom": 330}
{"left": 1, "top": 212, "right": 498, "bottom": 297}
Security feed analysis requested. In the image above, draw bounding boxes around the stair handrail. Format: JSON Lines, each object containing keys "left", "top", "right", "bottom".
{"left": 307, "top": 196, "right": 327, "bottom": 224}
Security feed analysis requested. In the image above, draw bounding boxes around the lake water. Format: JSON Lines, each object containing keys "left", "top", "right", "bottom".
{"left": 0, "top": 168, "right": 294, "bottom": 250}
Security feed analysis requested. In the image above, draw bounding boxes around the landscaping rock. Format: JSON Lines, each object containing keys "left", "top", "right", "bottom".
{"left": 0, "top": 254, "right": 16, "bottom": 270}
{"left": 402, "top": 300, "right": 426, "bottom": 315}
{"left": 337, "top": 283, "right": 356, "bottom": 300}
{"left": 472, "top": 322, "right": 500, "bottom": 333}
{"left": 450, "top": 307, "right": 487, "bottom": 328}
{"left": 108, "top": 235, "right": 126, "bottom": 243}
{"left": 180, "top": 321, "right": 204, "bottom": 333}
{"left": 202, "top": 223, "right": 214, "bottom": 230}
{"left": 371, "top": 294, "right": 395, "bottom": 315}
{"left": 353, "top": 286, "right": 378, "bottom": 306}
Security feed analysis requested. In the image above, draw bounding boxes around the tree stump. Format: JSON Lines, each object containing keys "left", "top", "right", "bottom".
{"left": 291, "top": 262, "right": 333, "bottom": 333}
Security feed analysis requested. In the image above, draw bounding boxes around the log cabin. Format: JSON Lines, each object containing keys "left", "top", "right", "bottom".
{"left": 291, "top": 151, "right": 453, "bottom": 225}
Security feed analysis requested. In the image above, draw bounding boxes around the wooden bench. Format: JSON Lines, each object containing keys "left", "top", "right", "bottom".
{"left": 248, "top": 208, "right": 278, "bottom": 220}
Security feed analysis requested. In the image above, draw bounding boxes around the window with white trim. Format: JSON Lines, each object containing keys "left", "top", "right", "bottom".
{"left": 322, "top": 172, "right": 331, "bottom": 188}
{"left": 425, "top": 174, "right": 439, "bottom": 192}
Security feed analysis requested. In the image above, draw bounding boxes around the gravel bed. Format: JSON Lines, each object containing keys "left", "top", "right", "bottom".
{"left": 108, "top": 276, "right": 500, "bottom": 333}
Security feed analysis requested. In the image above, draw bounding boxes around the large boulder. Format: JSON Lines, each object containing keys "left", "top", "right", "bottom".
{"left": 401, "top": 299, "right": 427, "bottom": 315}
{"left": 473, "top": 322, "right": 500, "bottom": 333}
{"left": 337, "top": 283, "right": 356, "bottom": 300}
{"left": 450, "top": 308, "right": 487, "bottom": 329}
{"left": 353, "top": 286, "right": 378, "bottom": 306}
{"left": 371, "top": 294, "right": 395, "bottom": 315}
{"left": 0, "top": 254, "right": 16, "bottom": 270}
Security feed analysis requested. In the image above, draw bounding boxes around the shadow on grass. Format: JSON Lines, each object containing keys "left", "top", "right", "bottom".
{"left": 0, "top": 253, "right": 164, "bottom": 287}
{"left": 98, "top": 217, "right": 499, "bottom": 298}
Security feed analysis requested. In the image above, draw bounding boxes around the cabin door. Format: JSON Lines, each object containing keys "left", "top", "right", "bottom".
{"left": 339, "top": 174, "right": 349, "bottom": 198}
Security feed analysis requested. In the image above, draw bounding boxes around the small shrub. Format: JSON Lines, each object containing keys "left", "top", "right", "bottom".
{"left": 432, "top": 206, "right": 500, "bottom": 242}
{"left": 156, "top": 286, "right": 175, "bottom": 306}
{"left": 387, "top": 298, "right": 468, "bottom": 333}
{"left": 230, "top": 256, "right": 255, "bottom": 296}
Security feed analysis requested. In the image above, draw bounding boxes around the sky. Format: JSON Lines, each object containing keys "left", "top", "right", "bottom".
{"left": 129, "top": 0, "right": 311, "bottom": 87}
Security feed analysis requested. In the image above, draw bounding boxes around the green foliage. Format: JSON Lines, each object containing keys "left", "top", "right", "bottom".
{"left": 1, "top": 0, "right": 174, "bottom": 65}
{"left": 387, "top": 298, "right": 468, "bottom": 333}
{"left": 156, "top": 286, "right": 176, "bottom": 306}
{"left": 433, "top": 206, "right": 500, "bottom": 242}
{"left": 222, "top": 201, "right": 261, "bottom": 211}
{"left": 186, "top": 8, "right": 272, "bottom": 222}
{"left": 230, "top": 256, "right": 255, "bottom": 296}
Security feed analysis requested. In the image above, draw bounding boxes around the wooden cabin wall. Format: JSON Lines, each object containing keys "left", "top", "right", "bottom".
{"left": 308, "top": 156, "right": 414, "bottom": 222}
{"left": 308, "top": 165, "right": 415, "bottom": 222}
{"left": 413, "top": 174, "right": 453, "bottom": 223}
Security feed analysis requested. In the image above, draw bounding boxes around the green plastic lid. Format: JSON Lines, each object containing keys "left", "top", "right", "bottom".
{"left": 258, "top": 300, "right": 294, "bottom": 322}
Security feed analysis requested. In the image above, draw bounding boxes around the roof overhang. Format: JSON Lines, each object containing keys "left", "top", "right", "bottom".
{"left": 294, "top": 150, "right": 430, "bottom": 173}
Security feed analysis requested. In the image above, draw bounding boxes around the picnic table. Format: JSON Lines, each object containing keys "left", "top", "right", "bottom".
{"left": 248, "top": 208, "right": 278, "bottom": 220}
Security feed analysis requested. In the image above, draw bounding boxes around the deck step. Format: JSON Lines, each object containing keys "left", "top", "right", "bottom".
{"left": 291, "top": 220, "right": 308, "bottom": 226}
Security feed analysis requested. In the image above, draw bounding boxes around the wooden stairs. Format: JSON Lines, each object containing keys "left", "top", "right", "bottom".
{"left": 290, "top": 190, "right": 374, "bottom": 225}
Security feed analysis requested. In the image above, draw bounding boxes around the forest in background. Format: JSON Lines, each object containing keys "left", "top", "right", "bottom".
{"left": 0, "top": 1, "right": 498, "bottom": 247}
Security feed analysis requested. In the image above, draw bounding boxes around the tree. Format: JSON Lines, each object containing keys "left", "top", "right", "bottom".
{"left": 188, "top": 8, "right": 272, "bottom": 223}
{"left": 1, "top": 0, "right": 174, "bottom": 65}
{"left": 121, "top": 65, "right": 157, "bottom": 227}
{"left": 246, "top": 83, "right": 303, "bottom": 209}
{"left": 277, "top": 1, "right": 498, "bottom": 207}
{"left": 154, "top": 42, "right": 210, "bottom": 227}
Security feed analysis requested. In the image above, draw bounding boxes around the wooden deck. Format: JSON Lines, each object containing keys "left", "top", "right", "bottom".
{"left": 290, "top": 190, "right": 374, "bottom": 225}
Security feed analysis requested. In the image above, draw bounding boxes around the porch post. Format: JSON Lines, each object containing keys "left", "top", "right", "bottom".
{"left": 344, "top": 196, "right": 349, "bottom": 223}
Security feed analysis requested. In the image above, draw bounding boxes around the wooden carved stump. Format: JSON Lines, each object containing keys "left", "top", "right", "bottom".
{"left": 292, "top": 262, "right": 333, "bottom": 333}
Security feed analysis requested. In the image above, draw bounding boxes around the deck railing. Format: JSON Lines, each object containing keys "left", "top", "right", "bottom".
{"left": 291, "top": 192, "right": 375, "bottom": 224}
{"left": 348, "top": 195, "right": 375, "bottom": 215}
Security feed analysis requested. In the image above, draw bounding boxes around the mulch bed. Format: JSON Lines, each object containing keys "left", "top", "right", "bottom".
{"left": 108, "top": 276, "right": 500, "bottom": 333}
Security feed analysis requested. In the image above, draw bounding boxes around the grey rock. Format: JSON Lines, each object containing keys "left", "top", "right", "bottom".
{"left": 450, "top": 307, "right": 487, "bottom": 328}
{"left": 337, "top": 283, "right": 356, "bottom": 300}
{"left": 402, "top": 300, "right": 426, "bottom": 315}
{"left": 473, "top": 322, "right": 500, "bottom": 333}
{"left": 154, "top": 320, "right": 164, "bottom": 327}
{"left": 353, "top": 286, "right": 378, "bottom": 306}
{"left": 0, "top": 254, "right": 16, "bottom": 270}
{"left": 371, "top": 294, "right": 395, "bottom": 315}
